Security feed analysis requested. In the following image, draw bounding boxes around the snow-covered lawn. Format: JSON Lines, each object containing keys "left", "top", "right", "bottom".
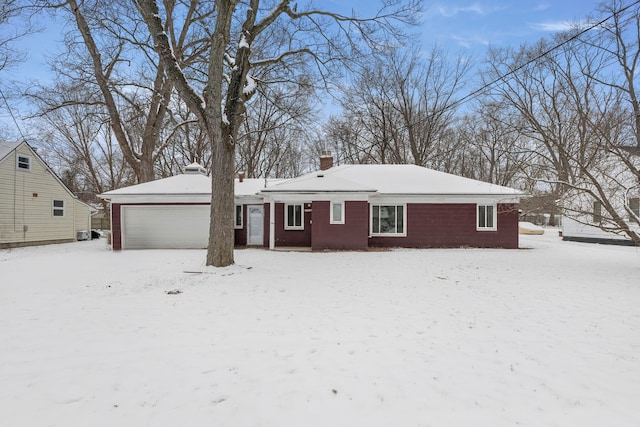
{"left": 1, "top": 232, "right": 639, "bottom": 426}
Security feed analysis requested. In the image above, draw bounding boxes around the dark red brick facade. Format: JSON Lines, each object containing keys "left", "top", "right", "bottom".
{"left": 369, "top": 203, "right": 519, "bottom": 249}
{"left": 272, "top": 202, "right": 312, "bottom": 247}
{"left": 234, "top": 204, "right": 247, "bottom": 246}
{"left": 111, "top": 203, "right": 122, "bottom": 250}
{"left": 110, "top": 200, "right": 519, "bottom": 251}
{"left": 311, "top": 201, "right": 369, "bottom": 250}
{"left": 270, "top": 201, "right": 518, "bottom": 250}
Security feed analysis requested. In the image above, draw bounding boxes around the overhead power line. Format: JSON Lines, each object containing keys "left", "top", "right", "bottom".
{"left": 446, "top": 0, "right": 640, "bottom": 113}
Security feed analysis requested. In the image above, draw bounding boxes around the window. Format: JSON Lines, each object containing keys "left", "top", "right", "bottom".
{"left": 371, "top": 205, "right": 405, "bottom": 235}
{"left": 285, "top": 204, "right": 303, "bottom": 230}
{"left": 17, "top": 155, "right": 31, "bottom": 171}
{"left": 330, "top": 201, "right": 344, "bottom": 224}
{"left": 477, "top": 204, "right": 496, "bottom": 231}
{"left": 629, "top": 198, "right": 640, "bottom": 221}
{"left": 53, "top": 199, "right": 65, "bottom": 217}
{"left": 593, "top": 201, "right": 602, "bottom": 223}
{"left": 234, "top": 205, "right": 243, "bottom": 229}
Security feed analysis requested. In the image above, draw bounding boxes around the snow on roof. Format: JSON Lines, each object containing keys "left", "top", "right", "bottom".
{"left": 263, "top": 164, "right": 523, "bottom": 196}
{"left": 101, "top": 173, "right": 211, "bottom": 197}
{"left": 100, "top": 173, "right": 284, "bottom": 198}
{"left": 261, "top": 169, "right": 376, "bottom": 193}
{"left": 0, "top": 141, "right": 23, "bottom": 163}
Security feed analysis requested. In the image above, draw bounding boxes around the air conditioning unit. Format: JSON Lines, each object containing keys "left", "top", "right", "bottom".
{"left": 76, "top": 230, "right": 90, "bottom": 241}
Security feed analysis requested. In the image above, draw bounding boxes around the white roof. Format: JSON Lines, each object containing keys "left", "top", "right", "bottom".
{"left": 262, "top": 164, "right": 523, "bottom": 196}
{"left": 100, "top": 173, "right": 284, "bottom": 198}
{"left": 0, "top": 141, "right": 23, "bottom": 163}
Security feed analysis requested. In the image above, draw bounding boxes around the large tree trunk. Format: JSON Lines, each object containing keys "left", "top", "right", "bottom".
{"left": 207, "top": 128, "right": 235, "bottom": 266}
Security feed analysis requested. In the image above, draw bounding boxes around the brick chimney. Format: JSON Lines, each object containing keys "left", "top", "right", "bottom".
{"left": 238, "top": 172, "right": 245, "bottom": 183}
{"left": 320, "top": 151, "right": 333, "bottom": 171}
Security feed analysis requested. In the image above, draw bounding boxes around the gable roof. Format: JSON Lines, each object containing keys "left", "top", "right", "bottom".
{"left": 0, "top": 141, "right": 24, "bottom": 164}
{"left": 261, "top": 164, "right": 523, "bottom": 196}
{"left": 0, "top": 141, "right": 96, "bottom": 212}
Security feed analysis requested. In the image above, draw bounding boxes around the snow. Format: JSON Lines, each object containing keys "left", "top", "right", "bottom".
{"left": 100, "top": 173, "right": 282, "bottom": 200}
{"left": 1, "top": 232, "right": 639, "bottom": 426}
{"left": 239, "top": 33, "right": 250, "bottom": 49}
{"left": 243, "top": 75, "right": 257, "bottom": 96}
{"left": 518, "top": 221, "right": 544, "bottom": 235}
{"left": 265, "top": 164, "right": 523, "bottom": 197}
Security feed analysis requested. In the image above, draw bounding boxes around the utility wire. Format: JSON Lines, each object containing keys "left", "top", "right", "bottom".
{"left": 445, "top": 0, "right": 640, "bottom": 114}
{"left": 0, "top": 86, "right": 28, "bottom": 142}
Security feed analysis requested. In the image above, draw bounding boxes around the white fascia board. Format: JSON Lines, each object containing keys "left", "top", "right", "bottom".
{"left": 101, "top": 194, "right": 211, "bottom": 204}
{"left": 261, "top": 191, "right": 373, "bottom": 203}
{"left": 369, "top": 194, "right": 521, "bottom": 204}
{"left": 235, "top": 195, "right": 265, "bottom": 205}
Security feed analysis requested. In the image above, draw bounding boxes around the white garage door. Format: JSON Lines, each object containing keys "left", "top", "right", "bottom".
{"left": 122, "top": 205, "right": 210, "bottom": 249}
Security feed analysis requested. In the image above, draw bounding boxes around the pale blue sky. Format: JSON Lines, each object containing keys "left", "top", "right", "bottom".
{"left": 332, "top": 0, "right": 605, "bottom": 58}
{"left": 2, "top": 0, "right": 607, "bottom": 84}
{"left": 0, "top": 0, "right": 609, "bottom": 133}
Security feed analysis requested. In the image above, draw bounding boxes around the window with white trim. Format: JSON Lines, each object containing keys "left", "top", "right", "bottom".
{"left": 593, "top": 201, "right": 602, "bottom": 223}
{"left": 53, "top": 199, "right": 65, "bottom": 217}
{"left": 285, "top": 203, "right": 303, "bottom": 230}
{"left": 371, "top": 205, "right": 405, "bottom": 235}
{"left": 629, "top": 198, "right": 639, "bottom": 221}
{"left": 330, "top": 201, "right": 345, "bottom": 224}
{"left": 477, "top": 204, "right": 496, "bottom": 231}
{"left": 234, "top": 205, "right": 243, "bottom": 229}
{"left": 17, "top": 155, "right": 31, "bottom": 171}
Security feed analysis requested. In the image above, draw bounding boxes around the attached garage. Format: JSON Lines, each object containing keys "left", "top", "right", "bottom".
{"left": 121, "top": 205, "right": 209, "bottom": 249}
{"left": 100, "top": 163, "right": 276, "bottom": 250}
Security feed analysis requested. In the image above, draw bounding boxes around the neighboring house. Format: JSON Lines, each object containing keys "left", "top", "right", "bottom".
{"left": 101, "top": 156, "right": 524, "bottom": 250}
{"left": 0, "top": 141, "right": 94, "bottom": 249}
{"left": 560, "top": 150, "right": 640, "bottom": 246}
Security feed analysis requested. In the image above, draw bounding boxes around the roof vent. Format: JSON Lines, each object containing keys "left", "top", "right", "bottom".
{"left": 184, "top": 162, "right": 207, "bottom": 175}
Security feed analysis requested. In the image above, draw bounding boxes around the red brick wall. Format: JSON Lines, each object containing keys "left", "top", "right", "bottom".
{"left": 263, "top": 203, "right": 270, "bottom": 248}
{"left": 369, "top": 203, "right": 519, "bottom": 249}
{"left": 312, "top": 201, "right": 369, "bottom": 250}
{"left": 111, "top": 203, "right": 122, "bottom": 250}
{"left": 274, "top": 202, "right": 312, "bottom": 247}
{"left": 234, "top": 205, "right": 247, "bottom": 246}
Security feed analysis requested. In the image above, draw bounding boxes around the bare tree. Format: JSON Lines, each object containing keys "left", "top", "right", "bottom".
{"left": 33, "top": 98, "right": 134, "bottom": 201}
{"left": 457, "top": 101, "right": 533, "bottom": 186}
{"left": 483, "top": 11, "right": 640, "bottom": 243}
{"left": 31, "top": 0, "right": 211, "bottom": 183}
{"left": 134, "top": 0, "right": 419, "bottom": 266}
{"left": 0, "top": 0, "right": 31, "bottom": 74}
{"left": 237, "top": 81, "right": 317, "bottom": 178}
{"left": 329, "top": 45, "right": 471, "bottom": 167}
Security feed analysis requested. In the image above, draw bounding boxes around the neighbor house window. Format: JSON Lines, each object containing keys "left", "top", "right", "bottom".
{"left": 53, "top": 199, "right": 65, "bottom": 217}
{"left": 234, "top": 205, "right": 243, "bottom": 229}
{"left": 629, "top": 198, "right": 640, "bottom": 221}
{"left": 17, "top": 155, "right": 31, "bottom": 171}
{"left": 593, "top": 201, "right": 602, "bottom": 223}
{"left": 285, "top": 204, "right": 303, "bottom": 230}
{"left": 477, "top": 204, "right": 496, "bottom": 231}
{"left": 371, "top": 205, "right": 405, "bottom": 235}
{"left": 330, "top": 201, "right": 345, "bottom": 224}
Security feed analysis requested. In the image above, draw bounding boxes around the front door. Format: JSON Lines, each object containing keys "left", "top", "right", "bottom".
{"left": 247, "top": 205, "right": 264, "bottom": 246}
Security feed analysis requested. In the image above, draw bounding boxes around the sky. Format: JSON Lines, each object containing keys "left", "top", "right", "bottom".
{"left": 0, "top": 0, "right": 609, "bottom": 136}
{"left": 335, "top": 0, "right": 605, "bottom": 57}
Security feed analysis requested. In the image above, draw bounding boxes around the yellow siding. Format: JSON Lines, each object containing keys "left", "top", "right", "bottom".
{"left": 0, "top": 145, "right": 91, "bottom": 246}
